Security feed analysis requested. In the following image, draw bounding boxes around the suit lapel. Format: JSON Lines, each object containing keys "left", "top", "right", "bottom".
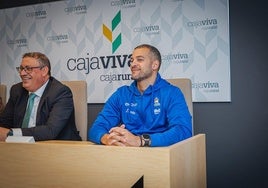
{"left": 36, "top": 78, "right": 52, "bottom": 125}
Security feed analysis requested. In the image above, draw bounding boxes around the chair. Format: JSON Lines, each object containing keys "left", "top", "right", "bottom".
{"left": 0, "top": 84, "right": 7, "bottom": 113}
{"left": 166, "top": 78, "right": 193, "bottom": 134}
{"left": 0, "top": 84, "right": 7, "bottom": 104}
{"left": 62, "top": 81, "right": 88, "bottom": 141}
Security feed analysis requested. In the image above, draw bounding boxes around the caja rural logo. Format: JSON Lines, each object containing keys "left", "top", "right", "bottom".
{"left": 103, "top": 11, "right": 122, "bottom": 53}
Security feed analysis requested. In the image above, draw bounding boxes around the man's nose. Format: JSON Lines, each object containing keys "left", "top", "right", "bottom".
{"left": 130, "top": 60, "right": 137, "bottom": 66}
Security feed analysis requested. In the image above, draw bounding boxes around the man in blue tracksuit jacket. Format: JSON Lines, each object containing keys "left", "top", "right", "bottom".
{"left": 89, "top": 44, "right": 192, "bottom": 147}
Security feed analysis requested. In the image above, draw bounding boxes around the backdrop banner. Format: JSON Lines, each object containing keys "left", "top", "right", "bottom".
{"left": 0, "top": 0, "right": 230, "bottom": 102}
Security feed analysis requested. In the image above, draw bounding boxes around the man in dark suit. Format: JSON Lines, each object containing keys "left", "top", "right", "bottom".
{"left": 0, "top": 52, "right": 81, "bottom": 141}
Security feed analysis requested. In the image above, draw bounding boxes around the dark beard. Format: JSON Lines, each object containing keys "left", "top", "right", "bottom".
{"left": 131, "top": 71, "right": 153, "bottom": 82}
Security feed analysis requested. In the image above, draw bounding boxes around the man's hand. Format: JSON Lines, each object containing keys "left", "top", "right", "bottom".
{"left": 101, "top": 124, "right": 141, "bottom": 147}
{"left": 0, "top": 127, "right": 10, "bottom": 141}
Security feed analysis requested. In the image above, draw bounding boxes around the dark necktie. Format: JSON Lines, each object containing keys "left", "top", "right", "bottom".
{"left": 22, "top": 93, "right": 37, "bottom": 128}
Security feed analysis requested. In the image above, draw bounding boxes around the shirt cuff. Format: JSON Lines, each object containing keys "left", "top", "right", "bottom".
{"left": 11, "top": 128, "right": 22, "bottom": 136}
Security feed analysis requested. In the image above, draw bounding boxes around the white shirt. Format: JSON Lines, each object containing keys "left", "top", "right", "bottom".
{"left": 12, "top": 80, "right": 49, "bottom": 136}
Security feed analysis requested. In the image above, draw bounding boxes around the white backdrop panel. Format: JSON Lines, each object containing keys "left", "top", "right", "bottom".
{"left": 0, "top": 0, "right": 230, "bottom": 102}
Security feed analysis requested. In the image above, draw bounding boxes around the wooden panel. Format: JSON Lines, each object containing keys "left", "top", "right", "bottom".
{"left": 170, "top": 134, "right": 207, "bottom": 187}
{"left": 0, "top": 134, "right": 206, "bottom": 188}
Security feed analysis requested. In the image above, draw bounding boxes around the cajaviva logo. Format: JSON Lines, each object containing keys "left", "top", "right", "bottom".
{"left": 7, "top": 38, "right": 28, "bottom": 47}
{"left": 103, "top": 11, "right": 122, "bottom": 53}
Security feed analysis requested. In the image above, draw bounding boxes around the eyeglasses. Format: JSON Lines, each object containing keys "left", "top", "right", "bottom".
{"left": 16, "top": 66, "right": 44, "bottom": 74}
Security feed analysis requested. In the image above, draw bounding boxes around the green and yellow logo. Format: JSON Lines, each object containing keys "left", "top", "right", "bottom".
{"left": 103, "top": 11, "right": 122, "bottom": 53}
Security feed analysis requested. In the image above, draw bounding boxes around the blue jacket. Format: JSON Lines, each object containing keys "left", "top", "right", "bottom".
{"left": 89, "top": 74, "right": 192, "bottom": 146}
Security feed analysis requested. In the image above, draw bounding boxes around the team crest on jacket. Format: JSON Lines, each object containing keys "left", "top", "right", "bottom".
{"left": 154, "top": 97, "right": 160, "bottom": 107}
{"left": 154, "top": 97, "right": 161, "bottom": 115}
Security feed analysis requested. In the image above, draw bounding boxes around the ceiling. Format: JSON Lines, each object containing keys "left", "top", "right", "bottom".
{"left": 0, "top": 0, "right": 60, "bottom": 9}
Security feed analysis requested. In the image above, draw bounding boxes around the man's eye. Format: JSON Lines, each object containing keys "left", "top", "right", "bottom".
{"left": 25, "top": 67, "right": 32, "bottom": 71}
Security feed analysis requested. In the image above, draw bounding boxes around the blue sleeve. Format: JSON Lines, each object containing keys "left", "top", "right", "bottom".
{"left": 150, "top": 88, "right": 192, "bottom": 146}
{"left": 88, "top": 91, "right": 121, "bottom": 144}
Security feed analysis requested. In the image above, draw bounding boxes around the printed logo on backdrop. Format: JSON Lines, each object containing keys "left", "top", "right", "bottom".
{"left": 193, "top": 81, "right": 220, "bottom": 93}
{"left": 111, "top": 0, "right": 136, "bottom": 8}
{"left": 7, "top": 38, "right": 28, "bottom": 47}
{"left": 103, "top": 11, "right": 122, "bottom": 53}
{"left": 47, "top": 34, "right": 69, "bottom": 43}
{"left": 133, "top": 25, "right": 160, "bottom": 35}
{"left": 66, "top": 10, "right": 131, "bottom": 83}
{"left": 26, "top": 10, "right": 47, "bottom": 19}
{"left": 162, "top": 52, "right": 189, "bottom": 64}
{"left": 187, "top": 18, "right": 218, "bottom": 30}
{"left": 64, "top": 4, "right": 87, "bottom": 15}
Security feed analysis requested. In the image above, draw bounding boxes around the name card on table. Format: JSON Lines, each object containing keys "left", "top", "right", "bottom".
{"left": 5, "top": 136, "right": 35, "bottom": 143}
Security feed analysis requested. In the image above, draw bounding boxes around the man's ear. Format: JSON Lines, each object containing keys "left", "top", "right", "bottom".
{"left": 42, "top": 66, "right": 49, "bottom": 76}
{"left": 152, "top": 60, "right": 160, "bottom": 71}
